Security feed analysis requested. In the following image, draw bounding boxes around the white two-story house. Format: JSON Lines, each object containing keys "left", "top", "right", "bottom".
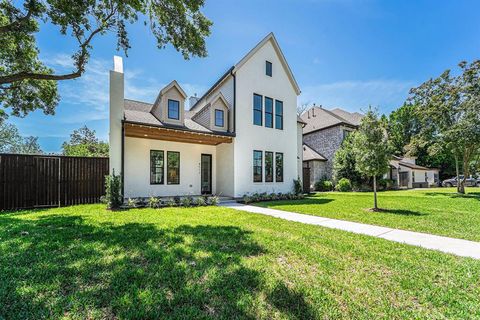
{"left": 109, "top": 33, "right": 303, "bottom": 198}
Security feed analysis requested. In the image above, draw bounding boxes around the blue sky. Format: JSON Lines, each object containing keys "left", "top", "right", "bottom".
{"left": 9, "top": 0, "right": 480, "bottom": 152}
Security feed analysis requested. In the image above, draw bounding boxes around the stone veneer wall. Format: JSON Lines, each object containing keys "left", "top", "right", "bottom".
{"left": 303, "top": 125, "right": 345, "bottom": 181}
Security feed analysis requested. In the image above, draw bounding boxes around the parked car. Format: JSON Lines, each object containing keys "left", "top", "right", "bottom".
{"left": 442, "top": 175, "right": 480, "bottom": 187}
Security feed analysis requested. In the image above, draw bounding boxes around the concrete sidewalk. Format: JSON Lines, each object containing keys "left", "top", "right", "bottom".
{"left": 222, "top": 202, "right": 480, "bottom": 260}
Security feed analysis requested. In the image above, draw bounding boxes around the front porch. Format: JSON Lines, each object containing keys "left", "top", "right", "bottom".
{"left": 123, "top": 122, "right": 234, "bottom": 198}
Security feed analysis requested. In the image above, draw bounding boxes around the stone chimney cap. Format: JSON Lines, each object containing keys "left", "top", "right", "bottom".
{"left": 113, "top": 56, "right": 123, "bottom": 73}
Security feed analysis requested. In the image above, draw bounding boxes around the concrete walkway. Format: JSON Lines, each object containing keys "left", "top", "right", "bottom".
{"left": 222, "top": 202, "right": 480, "bottom": 260}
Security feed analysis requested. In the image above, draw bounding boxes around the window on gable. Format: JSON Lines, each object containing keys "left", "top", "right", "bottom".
{"left": 253, "top": 94, "right": 263, "bottom": 126}
{"left": 253, "top": 150, "right": 263, "bottom": 182}
{"left": 275, "top": 100, "right": 283, "bottom": 130}
{"left": 266, "top": 61, "right": 272, "bottom": 77}
{"left": 265, "top": 151, "right": 274, "bottom": 182}
{"left": 150, "top": 150, "right": 164, "bottom": 184}
{"left": 275, "top": 152, "right": 284, "bottom": 182}
{"left": 265, "top": 97, "right": 273, "bottom": 128}
{"left": 215, "top": 109, "right": 224, "bottom": 127}
{"left": 167, "top": 151, "right": 180, "bottom": 184}
{"left": 168, "top": 99, "right": 180, "bottom": 120}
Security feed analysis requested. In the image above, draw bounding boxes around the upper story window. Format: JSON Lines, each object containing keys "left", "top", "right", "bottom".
{"left": 253, "top": 94, "right": 263, "bottom": 126}
{"left": 214, "top": 109, "right": 224, "bottom": 127}
{"left": 275, "top": 100, "right": 283, "bottom": 130}
{"left": 150, "top": 150, "right": 164, "bottom": 184}
{"left": 342, "top": 129, "right": 351, "bottom": 141}
{"left": 265, "top": 97, "right": 273, "bottom": 128}
{"left": 167, "top": 99, "right": 180, "bottom": 120}
{"left": 266, "top": 61, "right": 272, "bottom": 77}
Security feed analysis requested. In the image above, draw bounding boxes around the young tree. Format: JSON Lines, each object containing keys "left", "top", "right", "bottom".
{"left": 62, "top": 126, "right": 108, "bottom": 157}
{"left": 408, "top": 60, "right": 480, "bottom": 194}
{"left": 0, "top": 0, "right": 212, "bottom": 118}
{"left": 352, "top": 108, "right": 391, "bottom": 210}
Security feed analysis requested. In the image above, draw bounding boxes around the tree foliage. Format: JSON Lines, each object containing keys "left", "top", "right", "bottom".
{"left": 62, "top": 125, "right": 108, "bottom": 157}
{"left": 0, "top": 118, "right": 42, "bottom": 153}
{"left": 408, "top": 60, "right": 480, "bottom": 193}
{"left": 0, "top": 0, "right": 212, "bottom": 118}
{"left": 352, "top": 108, "right": 391, "bottom": 210}
{"left": 332, "top": 133, "right": 364, "bottom": 187}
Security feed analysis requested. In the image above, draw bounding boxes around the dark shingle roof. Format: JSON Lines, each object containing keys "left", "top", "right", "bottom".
{"left": 123, "top": 99, "right": 223, "bottom": 135}
{"left": 303, "top": 143, "right": 327, "bottom": 161}
{"left": 301, "top": 107, "right": 363, "bottom": 134}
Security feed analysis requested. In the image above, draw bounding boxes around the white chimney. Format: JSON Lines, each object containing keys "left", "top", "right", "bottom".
{"left": 189, "top": 93, "right": 200, "bottom": 109}
{"left": 109, "top": 55, "right": 124, "bottom": 175}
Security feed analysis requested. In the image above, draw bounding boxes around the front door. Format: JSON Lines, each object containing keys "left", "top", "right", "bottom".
{"left": 201, "top": 154, "right": 212, "bottom": 194}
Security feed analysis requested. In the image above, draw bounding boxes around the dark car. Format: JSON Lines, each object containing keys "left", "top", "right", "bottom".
{"left": 442, "top": 175, "right": 480, "bottom": 187}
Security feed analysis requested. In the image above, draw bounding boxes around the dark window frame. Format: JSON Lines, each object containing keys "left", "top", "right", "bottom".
{"left": 253, "top": 94, "right": 263, "bottom": 126}
{"left": 167, "top": 151, "right": 180, "bottom": 185}
{"left": 266, "top": 61, "right": 272, "bottom": 77}
{"left": 215, "top": 109, "right": 225, "bottom": 127}
{"left": 275, "top": 100, "right": 283, "bottom": 130}
{"left": 253, "top": 150, "right": 263, "bottom": 182}
{"left": 275, "top": 152, "right": 284, "bottom": 182}
{"left": 167, "top": 99, "right": 180, "bottom": 120}
{"left": 150, "top": 150, "right": 164, "bottom": 185}
{"left": 265, "top": 97, "right": 273, "bottom": 128}
{"left": 265, "top": 151, "right": 274, "bottom": 182}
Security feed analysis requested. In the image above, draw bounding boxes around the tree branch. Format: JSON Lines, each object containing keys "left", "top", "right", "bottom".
{"left": 0, "top": 2, "right": 35, "bottom": 34}
{"left": 0, "top": 8, "right": 116, "bottom": 85}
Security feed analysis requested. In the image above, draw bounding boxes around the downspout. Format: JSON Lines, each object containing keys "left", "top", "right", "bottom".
{"left": 121, "top": 120, "right": 125, "bottom": 198}
{"left": 232, "top": 70, "right": 236, "bottom": 133}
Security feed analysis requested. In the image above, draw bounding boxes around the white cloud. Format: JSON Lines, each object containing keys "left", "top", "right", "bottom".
{"left": 299, "top": 79, "right": 415, "bottom": 113}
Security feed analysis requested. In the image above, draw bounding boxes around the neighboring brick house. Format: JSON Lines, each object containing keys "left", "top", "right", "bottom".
{"left": 301, "top": 106, "right": 363, "bottom": 186}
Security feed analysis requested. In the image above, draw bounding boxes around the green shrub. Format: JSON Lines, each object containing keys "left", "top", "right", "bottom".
{"left": 195, "top": 197, "right": 206, "bottom": 206}
{"left": 148, "top": 197, "right": 160, "bottom": 208}
{"left": 335, "top": 178, "right": 352, "bottom": 192}
{"left": 242, "top": 194, "right": 252, "bottom": 204}
{"left": 127, "top": 198, "right": 138, "bottom": 208}
{"left": 293, "top": 178, "right": 303, "bottom": 195}
{"left": 180, "top": 197, "right": 191, "bottom": 207}
{"left": 314, "top": 179, "right": 333, "bottom": 192}
{"left": 208, "top": 196, "right": 219, "bottom": 206}
{"left": 104, "top": 171, "right": 123, "bottom": 210}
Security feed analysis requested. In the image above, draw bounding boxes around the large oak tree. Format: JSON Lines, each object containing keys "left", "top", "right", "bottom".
{"left": 0, "top": 0, "right": 212, "bottom": 119}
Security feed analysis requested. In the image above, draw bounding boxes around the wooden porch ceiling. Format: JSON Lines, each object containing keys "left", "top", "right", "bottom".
{"left": 124, "top": 123, "right": 233, "bottom": 145}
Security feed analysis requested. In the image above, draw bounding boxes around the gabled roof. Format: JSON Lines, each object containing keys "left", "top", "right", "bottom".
{"left": 160, "top": 80, "right": 187, "bottom": 98}
{"left": 301, "top": 107, "right": 363, "bottom": 135}
{"left": 190, "top": 32, "right": 301, "bottom": 111}
{"left": 233, "top": 33, "right": 301, "bottom": 95}
{"left": 303, "top": 143, "right": 327, "bottom": 161}
{"left": 123, "top": 99, "right": 234, "bottom": 137}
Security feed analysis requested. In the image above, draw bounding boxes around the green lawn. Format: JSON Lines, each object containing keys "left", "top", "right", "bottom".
{"left": 1, "top": 204, "right": 480, "bottom": 319}
{"left": 256, "top": 188, "right": 480, "bottom": 242}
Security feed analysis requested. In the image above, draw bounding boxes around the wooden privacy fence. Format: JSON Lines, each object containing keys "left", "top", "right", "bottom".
{"left": 0, "top": 154, "right": 109, "bottom": 211}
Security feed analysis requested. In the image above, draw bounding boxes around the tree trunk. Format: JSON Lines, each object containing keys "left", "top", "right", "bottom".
{"left": 454, "top": 154, "right": 465, "bottom": 194}
{"left": 373, "top": 175, "right": 378, "bottom": 210}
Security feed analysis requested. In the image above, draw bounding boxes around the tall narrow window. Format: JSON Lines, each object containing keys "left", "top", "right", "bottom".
{"left": 168, "top": 99, "right": 180, "bottom": 120}
{"left": 167, "top": 151, "right": 180, "bottom": 184}
{"left": 266, "top": 61, "right": 272, "bottom": 76}
{"left": 150, "top": 150, "right": 164, "bottom": 184}
{"left": 253, "top": 94, "right": 263, "bottom": 126}
{"left": 412, "top": 171, "right": 415, "bottom": 183}
{"left": 275, "top": 152, "right": 284, "bottom": 182}
{"left": 215, "top": 109, "right": 224, "bottom": 127}
{"left": 265, "top": 97, "right": 273, "bottom": 128}
{"left": 275, "top": 100, "right": 283, "bottom": 130}
{"left": 253, "top": 150, "right": 263, "bottom": 182}
{"left": 265, "top": 151, "right": 274, "bottom": 182}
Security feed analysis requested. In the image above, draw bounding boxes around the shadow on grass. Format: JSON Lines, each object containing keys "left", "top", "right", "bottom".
{"left": 0, "top": 213, "right": 271, "bottom": 319}
{"left": 371, "top": 208, "right": 427, "bottom": 216}
{"left": 268, "top": 282, "right": 317, "bottom": 320}
{"left": 424, "top": 191, "right": 480, "bottom": 200}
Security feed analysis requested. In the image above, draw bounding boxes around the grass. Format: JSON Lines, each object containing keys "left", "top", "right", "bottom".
{"left": 256, "top": 187, "right": 480, "bottom": 242}
{"left": 1, "top": 204, "right": 480, "bottom": 319}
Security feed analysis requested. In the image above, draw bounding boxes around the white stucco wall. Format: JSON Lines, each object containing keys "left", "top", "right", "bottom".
{"left": 109, "top": 66, "right": 124, "bottom": 175}
{"left": 233, "top": 39, "right": 299, "bottom": 197}
{"left": 216, "top": 142, "right": 235, "bottom": 197}
{"left": 124, "top": 137, "right": 217, "bottom": 198}
{"left": 297, "top": 122, "right": 303, "bottom": 182}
